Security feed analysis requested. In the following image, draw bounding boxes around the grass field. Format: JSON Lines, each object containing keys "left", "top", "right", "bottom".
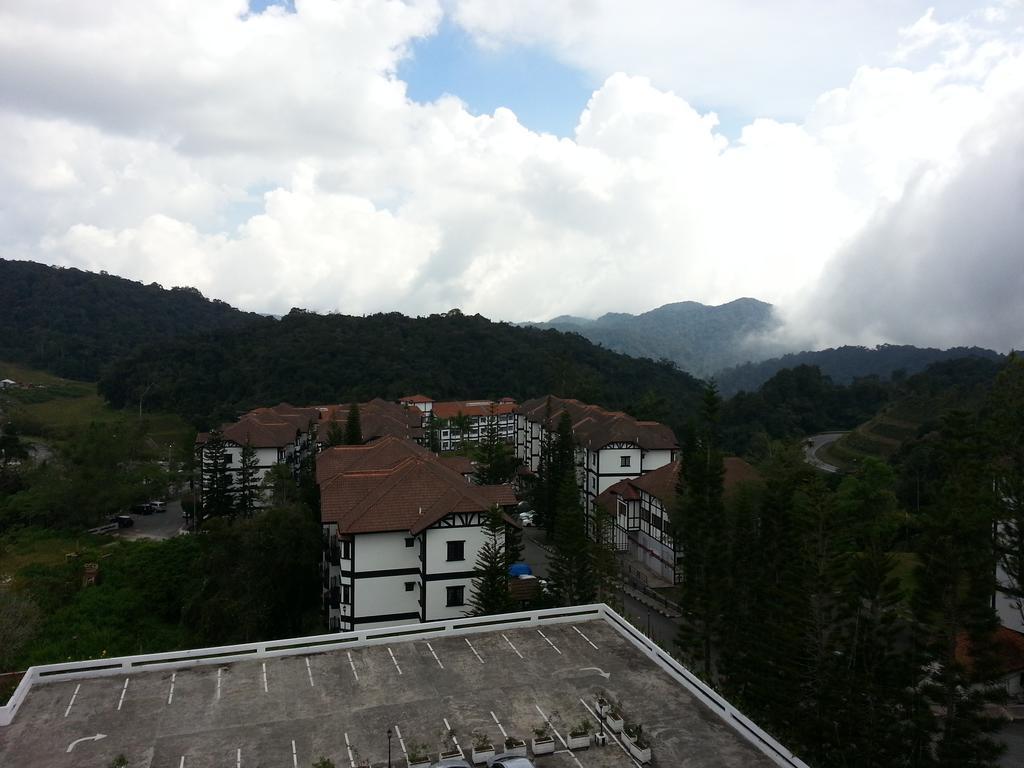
{"left": 0, "top": 528, "right": 115, "bottom": 584}
{"left": 0, "top": 361, "right": 192, "bottom": 448}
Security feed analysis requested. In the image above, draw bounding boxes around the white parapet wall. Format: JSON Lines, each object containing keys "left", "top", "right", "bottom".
{"left": 0, "top": 604, "right": 809, "bottom": 768}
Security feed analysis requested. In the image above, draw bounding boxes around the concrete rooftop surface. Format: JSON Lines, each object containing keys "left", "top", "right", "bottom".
{"left": 0, "top": 606, "right": 805, "bottom": 768}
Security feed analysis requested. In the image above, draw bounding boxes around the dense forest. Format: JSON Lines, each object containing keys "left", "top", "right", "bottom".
{"left": 0, "top": 259, "right": 259, "bottom": 380}
{"left": 716, "top": 343, "right": 1003, "bottom": 396}
{"left": 98, "top": 308, "right": 708, "bottom": 430}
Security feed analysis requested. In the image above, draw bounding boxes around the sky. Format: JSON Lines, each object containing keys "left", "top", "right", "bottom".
{"left": 1, "top": 0, "right": 1022, "bottom": 351}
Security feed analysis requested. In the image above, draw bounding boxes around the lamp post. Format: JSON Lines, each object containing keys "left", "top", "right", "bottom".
{"left": 387, "top": 726, "right": 393, "bottom": 767}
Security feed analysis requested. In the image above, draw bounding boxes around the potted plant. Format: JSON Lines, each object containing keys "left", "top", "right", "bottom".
{"left": 470, "top": 730, "right": 495, "bottom": 764}
{"left": 595, "top": 691, "right": 610, "bottom": 717}
{"left": 567, "top": 718, "right": 592, "bottom": 750}
{"left": 311, "top": 759, "right": 336, "bottom": 768}
{"left": 503, "top": 735, "right": 527, "bottom": 757}
{"left": 406, "top": 741, "right": 431, "bottom": 768}
{"left": 531, "top": 724, "right": 555, "bottom": 756}
{"left": 606, "top": 705, "right": 624, "bottom": 733}
{"left": 439, "top": 728, "right": 461, "bottom": 761}
{"left": 623, "top": 722, "right": 652, "bottom": 762}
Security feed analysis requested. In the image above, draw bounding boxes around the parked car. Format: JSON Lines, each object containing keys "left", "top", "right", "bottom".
{"left": 149, "top": 500, "right": 167, "bottom": 513}
{"left": 110, "top": 514, "right": 134, "bottom": 528}
{"left": 130, "top": 502, "right": 154, "bottom": 515}
{"left": 487, "top": 756, "right": 535, "bottom": 768}
{"left": 519, "top": 510, "right": 535, "bottom": 527}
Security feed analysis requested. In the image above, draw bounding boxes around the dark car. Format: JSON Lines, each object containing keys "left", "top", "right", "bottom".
{"left": 110, "top": 514, "right": 134, "bottom": 528}
{"left": 130, "top": 503, "right": 154, "bottom": 515}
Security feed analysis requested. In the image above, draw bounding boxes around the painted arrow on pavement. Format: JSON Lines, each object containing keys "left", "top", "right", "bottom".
{"left": 579, "top": 666, "right": 611, "bottom": 679}
{"left": 66, "top": 734, "right": 107, "bottom": 753}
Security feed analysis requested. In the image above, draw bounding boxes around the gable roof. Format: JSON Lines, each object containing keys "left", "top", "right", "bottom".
{"left": 316, "top": 436, "right": 430, "bottom": 484}
{"left": 432, "top": 400, "right": 517, "bottom": 420}
{"left": 400, "top": 394, "right": 433, "bottom": 404}
{"left": 517, "top": 396, "right": 676, "bottom": 451}
{"left": 319, "top": 398, "right": 423, "bottom": 442}
{"left": 596, "top": 457, "right": 760, "bottom": 513}
{"left": 320, "top": 456, "right": 518, "bottom": 535}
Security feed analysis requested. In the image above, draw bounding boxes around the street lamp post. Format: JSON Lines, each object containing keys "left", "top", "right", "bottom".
{"left": 387, "top": 727, "right": 393, "bottom": 768}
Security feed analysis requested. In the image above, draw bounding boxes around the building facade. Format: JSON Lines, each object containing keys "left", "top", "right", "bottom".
{"left": 318, "top": 437, "right": 516, "bottom": 631}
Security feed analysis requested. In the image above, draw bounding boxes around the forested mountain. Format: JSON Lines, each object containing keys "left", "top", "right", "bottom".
{"left": 99, "top": 308, "right": 707, "bottom": 430}
{"left": 527, "top": 297, "right": 782, "bottom": 377}
{"left": 716, "top": 343, "right": 1003, "bottom": 396}
{"left": 0, "top": 259, "right": 259, "bottom": 380}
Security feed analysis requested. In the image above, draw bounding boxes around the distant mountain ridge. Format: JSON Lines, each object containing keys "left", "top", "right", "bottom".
{"left": 715, "top": 344, "right": 1004, "bottom": 396}
{"left": 527, "top": 298, "right": 783, "bottom": 377}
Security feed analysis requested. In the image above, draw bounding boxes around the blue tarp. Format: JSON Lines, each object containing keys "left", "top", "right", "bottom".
{"left": 509, "top": 562, "right": 532, "bottom": 577}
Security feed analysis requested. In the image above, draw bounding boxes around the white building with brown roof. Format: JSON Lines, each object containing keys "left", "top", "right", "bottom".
{"left": 318, "top": 398, "right": 423, "bottom": 445}
{"left": 515, "top": 396, "right": 678, "bottom": 514}
{"left": 195, "top": 402, "right": 318, "bottom": 510}
{"left": 598, "top": 457, "right": 759, "bottom": 583}
{"left": 317, "top": 437, "right": 517, "bottom": 632}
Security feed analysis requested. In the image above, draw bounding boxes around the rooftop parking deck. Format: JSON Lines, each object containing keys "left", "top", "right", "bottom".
{"left": 0, "top": 606, "right": 807, "bottom": 768}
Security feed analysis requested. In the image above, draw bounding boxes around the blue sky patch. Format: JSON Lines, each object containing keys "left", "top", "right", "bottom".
{"left": 398, "top": 18, "right": 594, "bottom": 138}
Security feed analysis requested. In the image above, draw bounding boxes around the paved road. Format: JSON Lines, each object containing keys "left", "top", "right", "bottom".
{"left": 520, "top": 532, "right": 681, "bottom": 648}
{"left": 116, "top": 499, "right": 186, "bottom": 541}
{"left": 803, "top": 431, "right": 847, "bottom": 474}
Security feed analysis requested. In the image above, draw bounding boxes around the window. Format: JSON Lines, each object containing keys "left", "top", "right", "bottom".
{"left": 340, "top": 540, "right": 352, "bottom": 559}
{"left": 404, "top": 581, "right": 415, "bottom": 592}
{"left": 404, "top": 537, "right": 415, "bottom": 548}
{"left": 446, "top": 585, "right": 465, "bottom": 607}
{"left": 620, "top": 455, "right": 632, "bottom": 468}
{"left": 446, "top": 540, "right": 465, "bottom": 562}
{"left": 341, "top": 584, "right": 352, "bottom": 603}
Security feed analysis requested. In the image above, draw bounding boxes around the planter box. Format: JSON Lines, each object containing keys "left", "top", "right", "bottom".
{"left": 531, "top": 737, "right": 555, "bottom": 756}
{"left": 595, "top": 699, "right": 610, "bottom": 717}
{"left": 567, "top": 733, "right": 591, "bottom": 750}
{"left": 502, "top": 741, "right": 528, "bottom": 757}
{"left": 623, "top": 732, "right": 652, "bottom": 763}
{"left": 407, "top": 759, "right": 431, "bottom": 768}
{"left": 606, "top": 713, "right": 624, "bottom": 733}
{"left": 471, "top": 745, "right": 495, "bottom": 764}
{"left": 439, "top": 750, "right": 462, "bottom": 762}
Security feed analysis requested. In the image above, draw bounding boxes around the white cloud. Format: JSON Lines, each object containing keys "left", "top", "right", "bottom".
{"left": 1, "top": 0, "right": 1023, "bottom": 353}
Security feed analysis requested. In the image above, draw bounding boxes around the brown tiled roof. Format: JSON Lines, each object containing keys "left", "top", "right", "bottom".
{"left": 475, "top": 484, "right": 518, "bottom": 509}
{"left": 596, "top": 457, "right": 759, "bottom": 511}
{"left": 318, "top": 398, "right": 423, "bottom": 442}
{"left": 244, "top": 403, "right": 320, "bottom": 430}
{"left": 517, "top": 396, "right": 676, "bottom": 451}
{"left": 220, "top": 415, "right": 299, "bottom": 448}
{"left": 438, "top": 455, "right": 476, "bottom": 476}
{"left": 320, "top": 456, "right": 518, "bottom": 535}
{"left": 317, "top": 437, "right": 430, "bottom": 484}
{"left": 432, "top": 400, "right": 518, "bottom": 420}
{"left": 956, "top": 626, "right": 1024, "bottom": 675}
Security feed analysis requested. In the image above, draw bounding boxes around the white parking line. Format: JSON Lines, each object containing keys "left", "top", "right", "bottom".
{"left": 573, "top": 626, "right": 599, "bottom": 650}
{"left": 217, "top": 667, "right": 223, "bottom": 700}
{"left": 426, "top": 642, "right": 445, "bottom": 668}
{"left": 535, "top": 705, "right": 583, "bottom": 768}
{"left": 537, "top": 629, "right": 562, "bottom": 654}
{"left": 262, "top": 662, "right": 269, "bottom": 693}
{"left": 442, "top": 717, "right": 465, "bottom": 757}
{"left": 347, "top": 650, "right": 359, "bottom": 681}
{"left": 236, "top": 747, "right": 241, "bottom": 768}
{"left": 305, "top": 657, "right": 315, "bottom": 687}
{"left": 465, "top": 637, "right": 484, "bottom": 664}
{"left": 291, "top": 739, "right": 298, "bottom": 768}
{"left": 344, "top": 732, "right": 354, "bottom": 768}
{"left": 502, "top": 633, "right": 524, "bottom": 659}
{"left": 394, "top": 724, "right": 408, "bottom": 757}
{"left": 64, "top": 683, "right": 80, "bottom": 718}
{"left": 167, "top": 672, "right": 176, "bottom": 705}
{"left": 388, "top": 647, "right": 403, "bottom": 675}
{"left": 490, "top": 711, "right": 508, "bottom": 739}
{"left": 579, "top": 697, "right": 643, "bottom": 768}
{"left": 178, "top": 757, "right": 185, "bottom": 768}
{"left": 117, "top": 678, "right": 129, "bottom": 711}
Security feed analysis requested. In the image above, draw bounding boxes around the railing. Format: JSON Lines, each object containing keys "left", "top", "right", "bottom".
{"left": 0, "top": 605, "right": 809, "bottom": 767}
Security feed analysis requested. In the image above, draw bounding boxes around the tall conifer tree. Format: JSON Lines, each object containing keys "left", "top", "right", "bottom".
{"left": 344, "top": 403, "right": 362, "bottom": 445}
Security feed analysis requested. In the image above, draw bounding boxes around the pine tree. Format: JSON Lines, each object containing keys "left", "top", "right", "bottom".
{"left": 531, "top": 398, "right": 555, "bottom": 532}
{"left": 468, "top": 505, "right": 513, "bottom": 616}
{"left": 344, "top": 403, "right": 362, "bottom": 445}
{"left": 673, "top": 383, "right": 726, "bottom": 682}
{"left": 544, "top": 410, "right": 577, "bottom": 539}
{"left": 325, "top": 420, "right": 345, "bottom": 447}
{"left": 590, "top": 500, "right": 621, "bottom": 609}
{"left": 235, "top": 438, "right": 260, "bottom": 518}
{"left": 452, "top": 411, "right": 471, "bottom": 451}
{"left": 990, "top": 355, "right": 1024, "bottom": 626}
{"left": 428, "top": 416, "right": 442, "bottom": 453}
{"left": 549, "top": 473, "right": 595, "bottom": 606}
{"left": 202, "top": 429, "right": 234, "bottom": 519}
{"left": 473, "top": 407, "right": 518, "bottom": 484}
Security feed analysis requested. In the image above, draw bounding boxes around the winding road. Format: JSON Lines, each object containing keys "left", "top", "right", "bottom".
{"left": 803, "top": 431, "right": 847, "bottom": 474}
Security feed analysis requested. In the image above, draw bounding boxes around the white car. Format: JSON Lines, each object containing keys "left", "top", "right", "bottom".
{"left": 519, "top": 510, "right": 535, "bottom": 527}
